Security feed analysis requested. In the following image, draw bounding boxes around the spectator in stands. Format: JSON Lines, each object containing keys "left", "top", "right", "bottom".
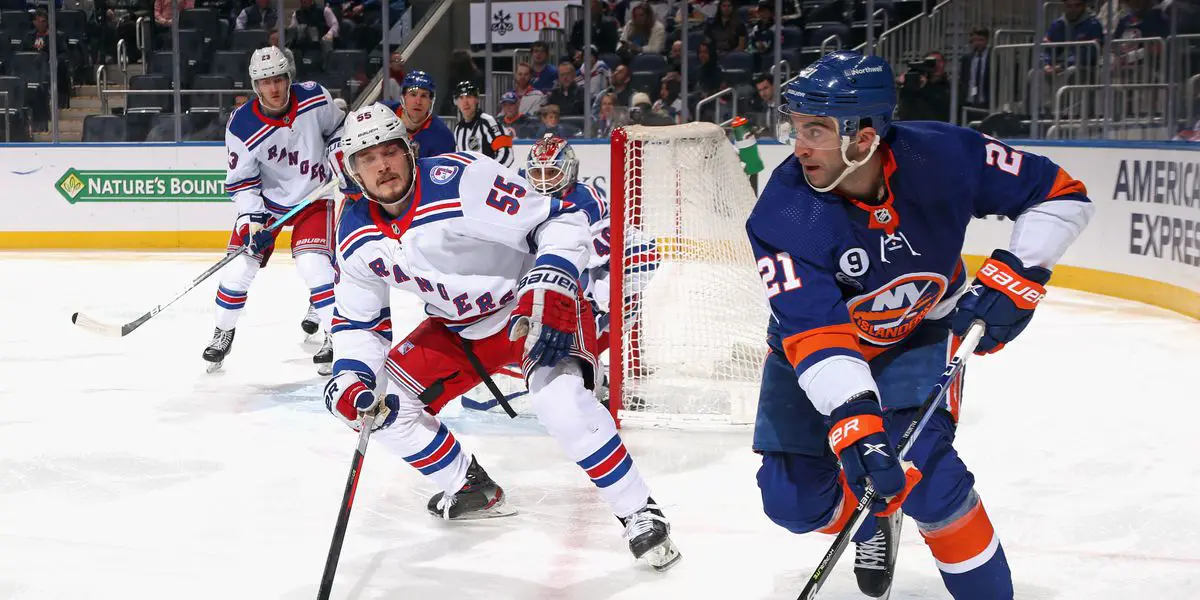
{"left": 747, "top": 0, "right": 776, "bottom": 72}
{"left": 651, "top": 71, "right": 683, "bottom": 124}
{"left": 548, "top": 59, "right": 586, "bottom": 116}
{"left": 675, "top": 0, "right": 709, "bottom": 30}
{"left": 511, "top": 62, "right": 547, "bottom": 117}
{"left": 596, "top": 63, "right": 633, "bottom": 111}
{"left": 961, "top": 27, "right": 990, "bottom": 113}
{"left": 1043, "top": 0, "right": 1104, "bottom": 72}
{"left": 154, "top": 0, "right": 194, "bottom": 48}
{"left": 383, "top": 49, "right": 406, "bottom": 100}
{"left": 695, "top": 40, "right": 724, "bottom": 97}
{"left": 619, "top": 1, "right": 665, "bottom": 60}
{"left": 748, "top": 73, "right": 777, "bottom": 130}
{"left": 575, "top": 44, "right": 611, "bottom": 98}
{"left": 896, "top": 50, "right": 951, "bottom": 121}
{"left": 24, "top": 10, "right": 70, "bottom": 112}
{"left": 440, "top": 48, "right": 483, "bottom": 116}
{"left": 236, "top": 0, "right": 278, "bottom": 30}
{"left": 570, "top": 0, "right": 620, "bottom": 55}
{"left": 498, "top": 90, "right": 537, "bottom": 139}
{"left": 529, "top": 41, "right": 557, "bottom": 93}
{"left": 267, "top": 28, "right": 296, "bottom": 65}
{"left": 593, "top": 91, "right": 627, "bottom": 137}
{"left": 290, "top": 0, "right": 339, "bottom": 56}
{"left": 1115, "top": 0, "right": 1171, "bottom": 40}
{"left": 533, "top": 103, "right": 581, "bottom": 138}
{"left": 100, "top": 0, "right": 152, "bottom": 63}
{"left": 706, "top": 0, "right": 747, "bottom": 55}
{"left": 667, "top": 40, "right": 683, "bottom": 72}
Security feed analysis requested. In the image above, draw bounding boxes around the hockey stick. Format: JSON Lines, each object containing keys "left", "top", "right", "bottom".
{"left": 459, "top": 338, "right": 520, "bottom": 418}
{"left": 797, "top": 321, "right": 986, "bottom": 600}
{"left": 71, "top": 181, "right": 337, "bottom": 337}
{"left": 317, "top": 412, "right": 376, "bottom": 600}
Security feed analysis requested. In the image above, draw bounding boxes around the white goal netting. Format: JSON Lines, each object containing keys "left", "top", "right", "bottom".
{"left": 610, "top": 123, "right": 770, "bottom": 427}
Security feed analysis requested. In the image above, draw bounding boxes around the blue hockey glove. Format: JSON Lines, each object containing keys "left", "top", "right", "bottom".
{"left": 952, "top": 248, "right": 1051, "bottom": 355}
{"left": 829, "top": 392, "right": 909, "bottom": 514}
{"left": 235, "top": 212, "right": 274, "bottom": 255}
{"left": 508, "top": 262, "right": 581, "bottom": 368}
{"left": 324, "top": 371, "right": 398, "bottom": 432}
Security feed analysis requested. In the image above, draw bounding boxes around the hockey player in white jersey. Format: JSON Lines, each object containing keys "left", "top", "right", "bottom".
{"left": 323, "top": 103, "right": 681, "bottom": 570}
{"left": 203, "top": 46, "right": 346, "bottom": 374}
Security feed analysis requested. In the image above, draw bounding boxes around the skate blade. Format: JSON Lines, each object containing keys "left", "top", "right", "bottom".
{"left": 641, "top": 538, "right": 682, "bottom": 572}
{"left": 205, "top": 361, "right": 223, "bottom": 374}
{"left": 435, "top": 504, "right": 519, "bottom": 521}
{"left": 316, "top": 363, "right": 332, "bottom": 376}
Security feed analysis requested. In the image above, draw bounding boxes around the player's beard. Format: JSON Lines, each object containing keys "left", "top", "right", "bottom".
{"left": 371, "top": 171, "right": 415, "bottom": 213}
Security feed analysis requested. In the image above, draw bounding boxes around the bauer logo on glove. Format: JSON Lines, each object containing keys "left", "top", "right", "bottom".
{"left": 508, "top": 259, "right": 582, "bottom": 368}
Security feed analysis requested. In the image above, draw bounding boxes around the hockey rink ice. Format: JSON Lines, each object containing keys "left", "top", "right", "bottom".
{"left": 1, "top": 250, "right": 1197, "bottom": 600}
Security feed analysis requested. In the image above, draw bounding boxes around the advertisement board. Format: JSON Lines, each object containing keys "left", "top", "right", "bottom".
{"left": 469, "top": 1, "right": 577, "bottom": 45}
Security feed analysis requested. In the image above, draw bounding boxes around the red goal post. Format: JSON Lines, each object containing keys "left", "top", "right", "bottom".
{"left": 608, "top": 123, "right": 770, "bottom": 428}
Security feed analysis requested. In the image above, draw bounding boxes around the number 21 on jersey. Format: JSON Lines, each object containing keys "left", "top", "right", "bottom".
{"left": 758, "top": 252, "right": 801, "bottom": 298}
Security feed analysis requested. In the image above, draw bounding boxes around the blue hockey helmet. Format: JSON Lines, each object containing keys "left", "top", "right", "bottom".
{"left": 780, "top": 51, "right": 896, "bottom": 139}
{"left": 401, "top": 70, "right": 436, "bottom": 98}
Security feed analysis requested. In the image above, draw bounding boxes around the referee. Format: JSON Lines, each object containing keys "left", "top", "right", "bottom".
{"left": 452, "top": 81, "right": 514, "bottom": 167}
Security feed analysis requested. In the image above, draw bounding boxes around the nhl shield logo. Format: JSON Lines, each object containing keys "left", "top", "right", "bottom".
{"left": 873, "top": 208, "right": 893, "bottom": 225}
{"left": 430, "top": 165, "right": 458, "bottom": 184}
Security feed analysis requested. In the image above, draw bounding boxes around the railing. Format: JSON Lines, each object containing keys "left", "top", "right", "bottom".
{"left": 1188, "top": 74, "right": 1200, "bottom": 128}
{"left": 819, "top": 34, "right": 842, "bottom": 55}
{"left": 98, "top": 88, "right": 252, "bottom": 115}
{"left": 696, "top": 87, "right": 738, "bottom": 127}
{"left": 539, "top": 27, "right": 567, "bottom": 65}
{"left": 1, "top": 91, "right": 11, "bottom": 142}
{"left": 989, "top": 40, "right": 1104, "bottom": 115}
{"left": 993, "top": 29, "right": 1035, "bottom": 46}
{"left": 1048, "top": 84, "right": 1171, "bottom": 140}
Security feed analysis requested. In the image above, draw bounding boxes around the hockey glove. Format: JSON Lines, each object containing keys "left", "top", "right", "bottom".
{"left": 952, "top": 248, "right": 1051, "bottom": 355}
{"left": 508, "top": 262, "right": 581, "bottom": 368}
{"left": 324, "top": 371, "right": 398, "bottom": 432}
{"left": 235, "top": 212, "right": 274, "bottom": 255}
{"left": 829, "top": 392, "right": 910, "bottom": 515}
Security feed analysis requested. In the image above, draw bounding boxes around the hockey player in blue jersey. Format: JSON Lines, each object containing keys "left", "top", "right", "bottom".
{"left": 749, "top": 51, "right": 1093, "bottom": 598}
{"left": 386, "top": 70, "right": 456, "bottom": 159}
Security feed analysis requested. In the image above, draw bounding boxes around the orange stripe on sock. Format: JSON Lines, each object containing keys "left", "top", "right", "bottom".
{"left": 817, "top": 472, "right": 858, "bottom": 534}
{"left": 921, "top": 502, "right": 997, "bottom": 565}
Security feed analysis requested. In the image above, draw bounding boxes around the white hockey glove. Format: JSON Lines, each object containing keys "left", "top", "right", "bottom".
{"left": 326, "top": 138, "right": 351, "bottom": 190}
{"left": 324, "top": 371, "right": 398, "bottom": 432}
{"left": 508, "top": 262, "right": 581, "bottom": 368}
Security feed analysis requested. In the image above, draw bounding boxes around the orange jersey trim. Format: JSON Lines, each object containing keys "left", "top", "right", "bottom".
{"left": 491, "top": 135, "right": 513, "bottom": 150}
{"left": 921, "top": 501, "right": 997, "bottom": 565}
{"left": 781, "top": 323, "right": 863, "bottom": 368}
{"left": 1047, "top": 167, "right": 1087, "bottom": 200}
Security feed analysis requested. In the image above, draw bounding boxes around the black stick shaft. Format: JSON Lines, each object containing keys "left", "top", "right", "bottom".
{"left": 317, "top": 414, "right": 375, "bottom": 600}
{"left": 797, "top": 322, "right": 985, "bottom": 599}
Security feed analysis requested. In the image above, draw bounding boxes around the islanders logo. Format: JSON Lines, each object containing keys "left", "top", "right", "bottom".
{"left": 430, "top": 165, "right": 458, "bottom": 184}
{"left": 846, "top": 273, "right": 947, "bottom": 346}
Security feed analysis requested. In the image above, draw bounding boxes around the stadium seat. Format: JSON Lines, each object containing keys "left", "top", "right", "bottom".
{"left": 180, "top": 8, "right": 219, "bottom": 46}
{"left": 190, "top": 74, "right": 236, "bottom": 113}
{"left": 631, "top": 70, "right": 660, "bottom": 94}
{"left": 82, "top": 114, "right": 127, "bottom": 142}
{"left": 170, "top": 28, "right": 208, "bottom": 70}
{"left": 230, "top": 29, "right": 268, "bottom": 52}
{"left": 599, "top": 52, "right": 622, "bottom": 69}
{"left": 7, "top": 52, "right": 49, "bottom": 89}
{"left": 782, "top": 26, "right": 804, "bottom": 49}
{"left": 630, "top": 53, "right": 667, "bottom": 74}
{"left": 126, "top": 74, "right": 172, "bottom": 114}
{"left": 296, "top": 49, "right": 323, "bottom": 79}
{"left": 1, "top": 10, "right": 31, "bottom": 51}
{"left": 325, "top": 49, "right": 366, "bottom": 86}
{"left": 209, "top": 50, "right": 251, "bottom": 88}
{"left": 806, "top": 22, "right": 851, "bottom": 48}
{"left": 718, "top": 50, "right": 753, "bottom": 72}
{"left": 724, "top": 68, "right": 751, "bottom": 87}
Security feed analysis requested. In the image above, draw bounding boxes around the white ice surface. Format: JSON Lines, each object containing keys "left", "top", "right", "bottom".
{"left": 1, "top": 251, "right": 1197, "bottom": 600}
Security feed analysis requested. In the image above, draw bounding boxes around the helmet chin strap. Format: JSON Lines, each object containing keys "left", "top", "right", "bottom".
{"left": 805, "top": 135, "right": 882, "bottom": 193}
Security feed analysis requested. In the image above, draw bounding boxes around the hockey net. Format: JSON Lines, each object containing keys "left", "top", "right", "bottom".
{"left": 609, "top": 123, "right": 769, "bottom": 428}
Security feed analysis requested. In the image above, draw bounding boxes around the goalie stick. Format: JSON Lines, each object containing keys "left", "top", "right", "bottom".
{"left": 71, "top": 181, "right": 337, "bottom": 337}
{"left": 797, "top": 321, "right": 985, "bottom": 600}
{"left": 317, "top": 411, "right": 375, "bottom": 600}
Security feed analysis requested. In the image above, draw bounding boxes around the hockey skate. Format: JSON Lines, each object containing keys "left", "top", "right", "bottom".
{"left": 619, "top": 498, "right": 682, "bottom": 571}
{"left": 313, "top": 333, "right": 333, "bottom": 376}
{"left": 855, "top": 510, "right": 903, "bottom": 598}
{"left": 202, "top": 328, "right": 235, "bottom": 373}
{"left": 426, "top": 456, "right": 516, "bottom": 520}
{"left": 300, "top": 304, "right": 320, "bottom": 337}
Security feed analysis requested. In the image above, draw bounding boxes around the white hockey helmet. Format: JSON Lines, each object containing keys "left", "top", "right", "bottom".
{"left": 341, "top": 102, "right": 417, "bottom": 207}
{"left": 248, "top": 46, "right": 293, "bottom": 106}
{"left": 525, "top": 133, "right": 579, "bottom": 196}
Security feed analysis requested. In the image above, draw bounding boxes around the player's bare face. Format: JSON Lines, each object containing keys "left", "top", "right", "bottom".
{"left": 404, "top": 89, "right": 432, "bottom": 124}
{"left": 256, "top": 75, "right": 290, "bottom": 113}
{"left": 356, "top": 142, "right": 413, "bottom": 209}
{"left": 789, "top": 115, "right": 847, "bottom": 187}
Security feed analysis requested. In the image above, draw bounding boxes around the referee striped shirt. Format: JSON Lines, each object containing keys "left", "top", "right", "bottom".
{"left": 453, "top": 112, "right": 514, "bottom": 167}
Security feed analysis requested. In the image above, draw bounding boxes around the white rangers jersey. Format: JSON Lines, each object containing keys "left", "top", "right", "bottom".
{"left": 331, "top": 151, "right": 592, "bottom": 381}
{"left": 224, "top": 81, "right": 344, "bottom": 216}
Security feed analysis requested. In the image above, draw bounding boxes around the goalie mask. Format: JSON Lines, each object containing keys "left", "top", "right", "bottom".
{"left": 525, "top": 134, "right": 579, "bottom": 197}
{"left": 341, "top": 103, "right": 418, "bottom": 208}
{"left": 248, "top": 46, "right": 293, "bottom": 112}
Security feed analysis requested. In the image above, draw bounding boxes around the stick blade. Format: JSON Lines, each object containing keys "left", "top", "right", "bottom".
{"left": 71, "top": 312, "right": 125, "bottom": 337}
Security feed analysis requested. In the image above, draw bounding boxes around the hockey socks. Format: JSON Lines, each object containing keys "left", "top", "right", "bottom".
{"left": 918, "top": 498, "right": 1013, "bottom": 600}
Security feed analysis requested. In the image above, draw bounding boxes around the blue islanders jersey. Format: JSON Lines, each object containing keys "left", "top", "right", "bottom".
{"left": 748, "top": 121, "right": 1093, "bottom": 417}
{"left": 381, "top": 100, "right": 456, "bottom": 159}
